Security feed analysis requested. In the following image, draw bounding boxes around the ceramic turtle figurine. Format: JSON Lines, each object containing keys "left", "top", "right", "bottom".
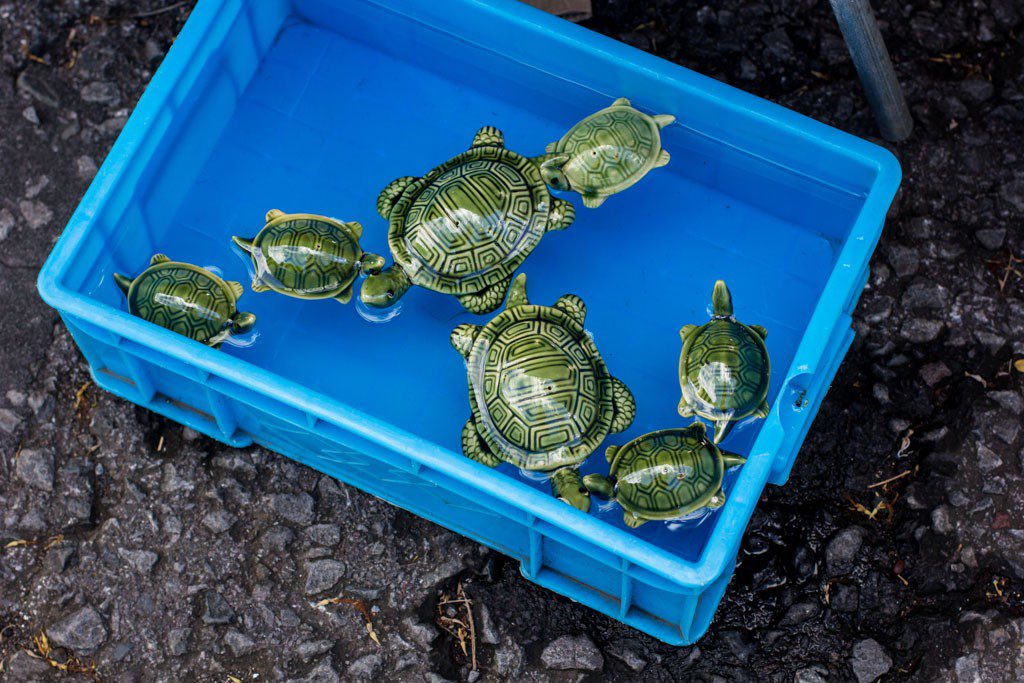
{"left": 451, "top": 274, "right": 635, "bottom": 511}
{"left": 679, "top": 280, "right": 771, "bottom": 443}
{"left": 583, "top": 423, "right": 746, "bottom": 527}
{"left": 114, "top": 254, "right": 255, "bottom": 347}
{"left": 362, "top": 126, "right": 575, "bottom": 314}
{"left": 232, "top": 210, "right": 384, "bottom": 303}
{"left": 541, "top": 97, "right": 674, "bottom": 208}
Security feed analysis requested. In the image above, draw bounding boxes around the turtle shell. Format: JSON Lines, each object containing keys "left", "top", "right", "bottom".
{"left": 388, "top": 146, "right": 549, "bottom": 294}
{"left": 555, "top": 107, "right": 662, "bottom": 195}
{"left": 680, "top": 319, "right": 770, "bottom": 420}
{"left": 467, "top": 302, "right": 614, "bottom": 471}
{"left": 126, "top": 262, "right": 238, "bottom": 345}
{"left": 610, "top": 426, "right": 727, "bottom": 519}
{"left": 252, "top": 214, "right": 362, "bottom": 298}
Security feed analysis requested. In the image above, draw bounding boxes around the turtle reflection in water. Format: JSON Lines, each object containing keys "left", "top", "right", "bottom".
{"left": 451, "top": 274, "right": 635, "bottom": 511}
{"left": 583, "top": 423, "right": 745, "bottom": 527}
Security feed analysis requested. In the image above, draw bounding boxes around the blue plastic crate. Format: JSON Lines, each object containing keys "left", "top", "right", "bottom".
{"left": 37, "top": 0, "right": 900, "bottom": 644}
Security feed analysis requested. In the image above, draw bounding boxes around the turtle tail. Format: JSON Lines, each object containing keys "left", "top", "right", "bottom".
{"left": 376, "top": 176, "right": 417, "bottom": 219}
{"left": 711, "top": 280, "right": 733, "bottom": 318}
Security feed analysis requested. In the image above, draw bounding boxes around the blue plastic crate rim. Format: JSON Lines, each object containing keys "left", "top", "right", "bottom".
{"left": 37, "top": 0, "right": 901, "bottom": 644}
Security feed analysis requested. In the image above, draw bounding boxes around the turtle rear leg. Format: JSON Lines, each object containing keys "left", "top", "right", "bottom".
{"left": 461, "top": 418, "right": 501, "bottom": 467}
{"left": 334, "top": 283, "right": 353, "bottom": 304}
{"left": 457, "top": 277, "right": 512, "bottom": 315}
{"left": 471, "top": 125, "right": 505, "bottom": 148}
{"left": 550, "top": 468, "right": 590, "bottom": 512}
{"left": 609, "top": 378, "right": 636, "bottom": 434}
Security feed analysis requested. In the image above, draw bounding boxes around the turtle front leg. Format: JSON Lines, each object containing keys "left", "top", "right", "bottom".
{"left": 608, "top": 378, "right": 636, "bottom": 434}
{"left": 550, "top": 468, "right": 590, "bottom": 512}
{"left": 461, "top": 418, "right": 501, "bottom": 467}
{"left": 457, "top": 277, "right": 512, "bottom": 315}
{"left": 582, "top": 473, "right": 615, "bottom": 500}
{"left": 546, "top": 198, "right": 576, "bottom": 232}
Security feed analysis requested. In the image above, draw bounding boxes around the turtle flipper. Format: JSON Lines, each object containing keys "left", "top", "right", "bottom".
{"left": 753, "top": 400, "right": 771, "bottom": 419}
{"left": 623, "top": 512, "right": 647, "bottom": 528}
{"left": 545, "top": 141, "right": 560, "bottom": 154}
{"left": 376, "top": 176, "right": 417, "bottom": 219}
{"left": 231, "top": 312, "right": 256, "bottom": 334}
{"left": 706, "top": 489, "right": 726, "bottom": 509}
{"left": 150, "top": 253, "right": 171, "bottom": 265}
{"left": 750, "top": 324, "right": 768, "bottom": 339}
{"left": 461, "top": 418, "right": 501, "bottom": 467}
{"left": 344, "top": 221, "right": 363, "bottom": 239}
{"left": 612, "top": 97, "right": 632, "bottom": 107}
{"left": 604, "top": 444, "right": 619, "bottom": 463}
{"left": 471, "top": 126, "right": 505, "bottom": 148}
{"left": 251, "top": 278, "right": 271, "bottom": 293}
{"left": 554, "top": 294, "right": 586, "bottom": 326}
{"left": 721, "top": 451, "right": 747, "bottom": 468}
{"left": 450, "top": 324, "right": 481, "bottom": 360}
{"left": 609, "top": 378, "right": 636, "bottom": 434}
{"left": 582, "top": 473, "right": 615, "bottom": 500}
{"left": 226, "top": 281, "right": 244, "bottom": 300}
{"left": 655, "top": 149, "right": 670, "bottom": 168}
{"left": 546, "top": 198, "right": 575, "bottom": 232}
{"left": 457, "top": 278, "right": 512, "bottom": 315}
{"left": 335, "top": 284, "right": 353, "bottom": 304}
{"left": 114, "top": 273, "right": 133, "bottom": 295}
{"left": 231, "top": 235, "right": 256, "bottom": 254}
{"left": 551, "top": 468, "right": 590, "bottom": 512}
{"left": 581, "top": 194, "right": 606, "bottom": 209}
{"left": 653, "top": 114, "right": 675, "bottom": 128}
{"left": 678, "top": 400, "right": 695, "bottom": 418}
{"left": 680, "top": 324, "right": 698, "bottom": 342}
{"left": 265, "top": 209, "right": 286, "bottom": 222}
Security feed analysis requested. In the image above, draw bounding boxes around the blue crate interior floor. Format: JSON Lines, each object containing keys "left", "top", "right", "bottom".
{"left": 103, "top": 19, "right": 852, "bottom": 563}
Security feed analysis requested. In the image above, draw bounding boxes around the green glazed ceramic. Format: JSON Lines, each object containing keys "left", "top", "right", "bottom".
{"left": 451, "top": 273, "right": 635, "bottom": 511}
{"left": 114, "top": 254, "right": 255, "bottom": 347}
{"left": 583, "top": 423, "right": 746, "bottom": 527}
{"left": 232, "top": 210, "right": 384, "bottom": 303}
{"left": 541, "top": 97, "right": 674, "bottom": 208}
{"left": 363, "top": 126, "right": 575, "bottom": 314}
{"left": 679, "top": 280, "right": 771, "bottom": 443}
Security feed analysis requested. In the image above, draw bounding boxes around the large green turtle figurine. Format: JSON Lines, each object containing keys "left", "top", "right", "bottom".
{"left": 541, "top": 97, "right": 674, "bottom": 208}
{"left": 362, "top": 126, "right": 575, "bottom": 314}
{"left": 114, "top": 254, "right": 255, "bottom": 347}
{"left": 583, "top": 423, "right": 746, "bottom": 528}
{"left": 679, "top": 280, "right": 771, "bottom": 443}
{"left": 232, "top": 210, "right": 384, "bottom": 303}
{"left": 451, "top": 274, "right": 635, "bottom": 511}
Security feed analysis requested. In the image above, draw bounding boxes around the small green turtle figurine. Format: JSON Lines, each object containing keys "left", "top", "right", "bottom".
{"left": 679, "top": 280, "right": 771, "bottom": 443}
{"left": 232, "top": 210, "right": 384, "bottom": 303}
{"left": 583, "top": 423, "right": 746, "bottom": 527}
{"left": 541, "top": 97, "right": 674, "bottom": 208}
{"left": 363, "top": 126, "right": 575, "bottom": 314}
{"left": 451, "top": 274, "right": 636, "bottom": 511}
{"left": 114, "top": 254, "right": 255, "bottom": 347}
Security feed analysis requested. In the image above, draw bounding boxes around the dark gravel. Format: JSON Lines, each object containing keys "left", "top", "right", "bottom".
{"left": 2, "top": 0, "right": 1023, "bottom": 681}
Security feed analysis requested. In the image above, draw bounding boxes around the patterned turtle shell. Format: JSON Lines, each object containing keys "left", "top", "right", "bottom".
{"left": 451, "top": 274, "right": 635, "bottom": 511}
{"left": 114, "top": 254, "right": 255, "bottom": 347}
{"left": 541, "top": 97, "right": 674, "bottom": 208}
{"left": 232, "top": 210, "right": 383, "bottom": 303}
{"left": 587, "top": 423, "right": 745, "bottom": 528}
{"left": 363, "top": 126, "right": 575, "bottom": 314}
{"left": 679, "top": 280, "right": 771, "bottom": 443}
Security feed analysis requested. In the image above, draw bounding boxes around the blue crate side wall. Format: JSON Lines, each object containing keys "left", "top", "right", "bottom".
{"left": 61, "top": 311, "right": 707, "bottom": 644}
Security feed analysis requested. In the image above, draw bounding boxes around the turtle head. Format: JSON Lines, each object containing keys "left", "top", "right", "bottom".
{"left": 582, "top": 473, "right": 616, "bottom": 500}
{"left": 711, "top": 280, "right": 733, "bottom": 318}
{"left": 359, "top": 251, "right": 386, "bottom": 276}
{"left": 360, "top": 266, "right": 411, "bottom": 308}
{"left": 538, "top": 154, "right": 572, "bottom": 193}
{"left": 231, "top": 312, "right": 257, "bottom": 334}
